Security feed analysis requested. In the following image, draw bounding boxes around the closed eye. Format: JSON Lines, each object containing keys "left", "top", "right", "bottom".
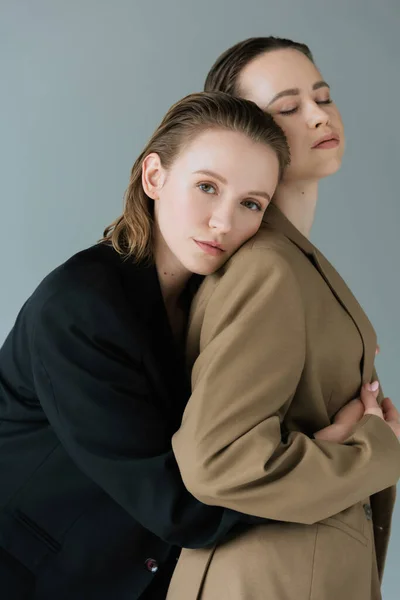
{"left": 280, "top": 107, "right": 298, "bottom": 115}
{"left": 280, "top": 98, "right": 333, "bottom": 116}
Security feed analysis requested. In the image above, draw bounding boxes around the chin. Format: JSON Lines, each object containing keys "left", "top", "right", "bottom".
{"left": 285, "top": 156, "right": 344, "bottom": 183}
{"left": 316, "top": 156, "right": 344, "bottom": 180}
{"left": 192, "top": 264, "right": 222, "bottom": 276}
{"left": 317, "top": 144, "right": 345, "bottom": 179}
{"left": 187, "top": 259, "right": 226, "bottom": 277}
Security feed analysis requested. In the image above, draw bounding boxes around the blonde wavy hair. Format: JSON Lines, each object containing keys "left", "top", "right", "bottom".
{"left": 101, "top": 91, "right": 290, "bottom": 263}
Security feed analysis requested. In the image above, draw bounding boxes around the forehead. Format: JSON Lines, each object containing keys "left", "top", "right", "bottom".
{"left": 171, "top": 128, "right": 278, "bottom": 188}
{"left": 239, "top": 49, "right": 324, "bottom": 105}
{"left": 174, "top": 129, "right": 266, "bottom": 168}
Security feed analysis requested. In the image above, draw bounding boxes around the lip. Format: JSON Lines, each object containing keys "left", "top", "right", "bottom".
{"left": 312, "top": 132, "right": 340, "bottom": 149}
{"left": 194, "top": 239, "right": 226, "bottom": 256}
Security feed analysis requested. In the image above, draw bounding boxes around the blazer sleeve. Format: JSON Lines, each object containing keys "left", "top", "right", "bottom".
{"left": 172, "top": 247, "right": 400, "bottom": 524}
{"left": 31, "top": 281, "right": 265, "bottom": 549}
{"left": 369, "top": 366, "right": 397, "bottom": 580}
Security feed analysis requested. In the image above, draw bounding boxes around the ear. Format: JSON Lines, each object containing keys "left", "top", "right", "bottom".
{"left": 141, "top": 153, "right": 166, "bottom": 200}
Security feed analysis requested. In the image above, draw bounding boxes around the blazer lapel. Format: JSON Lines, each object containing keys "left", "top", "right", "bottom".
{"left": 186, "top": 274, "right": 221, "bottom": 372}
{"left": 99, "top": 245, "right": 190, "bottom": 424}
{"left": 263, "top": 205, "right": 377, "bottom": 383}
{"left": 311, "top": 249, "right": 376, "bottom": 383}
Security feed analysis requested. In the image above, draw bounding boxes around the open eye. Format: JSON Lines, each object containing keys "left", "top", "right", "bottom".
{"left": 242, "top": 199, "right": 262, "bottom": 212}
{"left": 198, "top": 182, "right": 217, "bottom": 194}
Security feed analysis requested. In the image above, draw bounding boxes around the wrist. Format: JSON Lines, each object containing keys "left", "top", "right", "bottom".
{"left": 314, "top": 422, "right": 351, "bottom": 443}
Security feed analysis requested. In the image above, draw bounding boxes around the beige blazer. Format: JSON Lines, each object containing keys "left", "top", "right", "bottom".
{"left": 168, "top": 204, "right": 400, "bottom": 600}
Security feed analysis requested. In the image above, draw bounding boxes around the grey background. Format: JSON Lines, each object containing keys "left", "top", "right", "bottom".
{"left": 1, "top": 0, "right": 399, "bottom": 594}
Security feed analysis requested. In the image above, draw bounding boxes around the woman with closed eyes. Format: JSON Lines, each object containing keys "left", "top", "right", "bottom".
{"left": 168, "top": 37, "right": 400, "bottom": 600}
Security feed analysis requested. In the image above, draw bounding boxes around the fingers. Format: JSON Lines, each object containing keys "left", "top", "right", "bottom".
{"left": 368, "top": 381, "right": 379, "bottom": 394}
{"left": 382, "top": 397, "right": 400, "bottom": 422}
{"left": 387, "top": 421, "right": 400, "bottom": 440}
{"left": 333, "top": 398, "right": 364, "bottom": 425}
{"left": 360, "top": 382, "right": 383, "bottom": 418}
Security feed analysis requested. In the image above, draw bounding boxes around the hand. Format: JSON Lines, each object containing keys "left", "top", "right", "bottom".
{"left": 314, "top": 382, "right": 380, "bottom": 443}
{"left": 362, "top": 393, "right": 400, "bottom": 440}
{"left": 333, "top": 397, "right": 364, "bottom": 427}
{"left": 332, "top": 379, "right": 383, "bottom": 428}
{"left": 359, "top": 381, "right": 384, "bottom": 418}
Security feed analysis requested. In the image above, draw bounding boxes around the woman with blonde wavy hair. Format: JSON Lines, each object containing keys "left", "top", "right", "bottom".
{"left": 0, "top": 91, "right": 289, "bottom": 600}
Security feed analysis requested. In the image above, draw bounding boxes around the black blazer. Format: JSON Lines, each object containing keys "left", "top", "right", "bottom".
{"left": 0, "top": 244, "right": 262, "bottom": 600}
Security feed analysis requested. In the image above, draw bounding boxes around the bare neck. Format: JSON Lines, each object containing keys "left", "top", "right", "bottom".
{"left": 153, "top": 227, "right": 191, "bottom": 311}
{"left": 272, "top": 179, "right": 319, "bottom": 239}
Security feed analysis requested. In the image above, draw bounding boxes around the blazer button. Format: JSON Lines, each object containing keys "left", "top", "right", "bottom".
{"left": 144, "top": 558, "right": 159, "bottom": 573}
{"left": 363, "top": 504, "right": 373, "bottom": 520}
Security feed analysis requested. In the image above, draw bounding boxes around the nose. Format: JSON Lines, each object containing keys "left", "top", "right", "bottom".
{"left": 306, "top": 102, "right": 330, "bottom": 129}
{"left": 208, "top": 202, "right": 233, "bottom": 234}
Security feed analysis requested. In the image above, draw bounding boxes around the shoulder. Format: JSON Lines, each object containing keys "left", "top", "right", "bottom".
{"left": 209, "top": 224, "right": 298, "bottom": 289}
{"left": 192, "top": 224, "right": 305, "bottom": 323}
{"left": 26, "top": 244, "right": 148, "bottom": 325}
{"left": 34, "top": 244, "right": 125, "bottom": 299}
{"left": 233, "top": 222, "right": 298, "bottom": 268}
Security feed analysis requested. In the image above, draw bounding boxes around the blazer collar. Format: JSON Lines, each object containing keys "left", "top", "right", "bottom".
{"left": 263, "top": 204, "right": 376, "bottom": 383}
{"left": 93, "top": 243, "right": 164, "bottom": 325}
{"left": 263, "top": 203, "right": 316, "bottom": 258}
{"left": 96, "top": 243, "right": 191, "bottom": 416}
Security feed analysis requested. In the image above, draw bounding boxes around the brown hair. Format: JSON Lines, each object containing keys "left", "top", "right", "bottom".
{"left": 204, "top": 36, "right": 314, "bottom": 97}
{"left": 101, "top": 91, "right": 289, "bottom": 262}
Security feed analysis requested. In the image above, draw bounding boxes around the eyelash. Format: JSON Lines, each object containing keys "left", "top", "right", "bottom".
{"left": 198, "top": 182, "right": 217, "bottom": 194}
{"left": 197, "top": 183, "right": 262, "bottom": 212}
{"left": 280, "top": 99, "right": 333, "bottom": 116}
{"left": 242, "top": 200, "right": 262, "bottom": 212}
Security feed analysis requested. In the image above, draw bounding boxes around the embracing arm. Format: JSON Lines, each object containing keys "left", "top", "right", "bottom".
{"left": 30, "top": 280, "right": 265, "bottom": 549}
{"left": 368, "top": 366, "right": 397, "bottom": 580}
{"left": 172, "top": 247, "right": 400, "bottom": 524}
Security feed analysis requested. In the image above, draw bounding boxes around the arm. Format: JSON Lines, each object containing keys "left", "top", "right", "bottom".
{"left": 369, "top": 366, "right": 397, "bottom": 581}
{"left": 31, "top": 282, "right": 265, "bottom": 549}
{"left": 172, "top": 248, "right": 400, "bottom": 525}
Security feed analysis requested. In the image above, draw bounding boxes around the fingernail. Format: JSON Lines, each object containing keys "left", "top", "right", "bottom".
{"left": 369, "top": 381, "right": 379, "bottom": 392}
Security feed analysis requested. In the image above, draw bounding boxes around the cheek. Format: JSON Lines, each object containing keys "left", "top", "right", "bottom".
{"left": 233, "top": 216, "right": 263, "bottom": 249}
{"left": 159, "top": 183, "right": 187, "bottom": 220}
{"left": 273, "top": 120, "right": 302, "bottom": 158}
{"left": 283, "top": 136, "right": 306, "bottom": 170}
{"left": 326, "top": 106, "right": 344, "bottom": 139}
{"left": 159, "top": 188, "right": 208, "bottom": 236}
{"left": 331, "top": 106, "right": 343, "bottom": 124}
{"left": 337, "top": 115, "right": 345, "bottom": 136}
{"left": 178, "top": 196, "right": 209, "bottom": 230}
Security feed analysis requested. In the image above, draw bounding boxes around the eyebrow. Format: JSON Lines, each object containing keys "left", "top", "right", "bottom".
{"left": 266, "top": 80, "right": 330, "bottom": 108}
{"left": 193, "top": 169, "right": 271, "bottom": 202}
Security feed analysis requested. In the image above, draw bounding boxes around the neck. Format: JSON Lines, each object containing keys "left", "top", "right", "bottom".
{"left": 153, "top": 228, "right": 191, "bottom": 311}
{"left": 272, "top": 179, "right": 319, "bottom": 238}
